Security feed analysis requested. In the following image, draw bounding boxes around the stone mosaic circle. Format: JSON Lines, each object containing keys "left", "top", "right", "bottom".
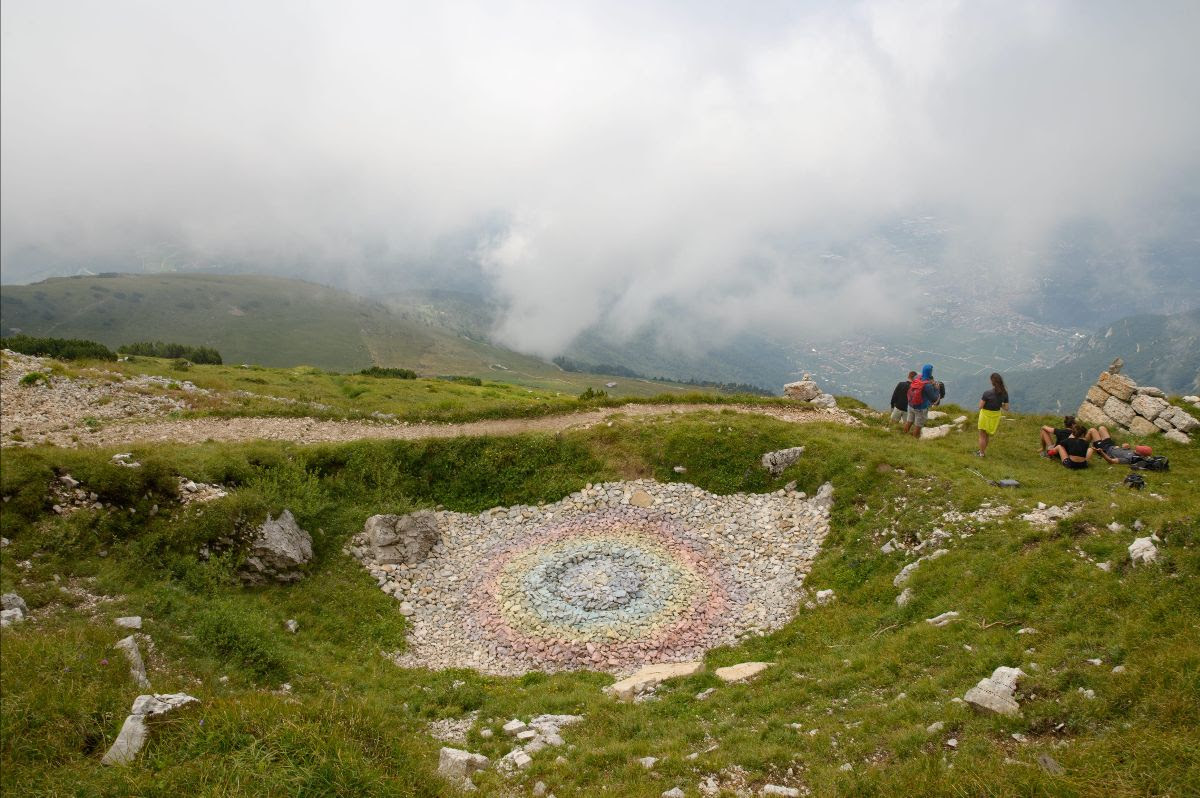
{"left": 359, "top": 480, "right": 832, "bottom": 675}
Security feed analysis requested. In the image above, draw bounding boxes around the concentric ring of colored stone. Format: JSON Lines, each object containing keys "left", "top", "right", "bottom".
{"left": 464, "top": 507, "right": 730, "bottom": 667}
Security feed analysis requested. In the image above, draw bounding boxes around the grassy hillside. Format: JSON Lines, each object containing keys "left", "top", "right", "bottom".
{"left": 1007, "top": 309, "right": 1200, "bottom": 413}
{"left": 2, "top": 399, "right": 1198, "bottom": 796}
{"left": 0, "top": 274, "right": 705, "bottom": 399}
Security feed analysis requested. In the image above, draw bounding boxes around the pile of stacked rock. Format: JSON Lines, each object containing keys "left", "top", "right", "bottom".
{"left": 1075, "top": 359, "right": 1197, "bottom": 445}
{"left": 783, "top": 374, "right": 837, "bottom": 409}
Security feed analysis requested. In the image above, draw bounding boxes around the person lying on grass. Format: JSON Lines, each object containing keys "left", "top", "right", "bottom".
{"left": 1049, "top": 423, "right": 1093, "bottom": 469}
{"left": 1039, "top": 414, "right": 1075, "bottom": 455}
{"left": 1085, "top": 425, "right": 1152, "bottom": 465}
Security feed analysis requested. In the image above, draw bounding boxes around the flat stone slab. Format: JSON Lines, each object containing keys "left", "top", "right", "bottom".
{"left": 605, "top": 662, "right": 705, "bottom": 701}
{"left": 963, "top": 666, "right": 1024, "bottom": 716}
{"left": 714, "top": 661, "right": 771, "bottom": 683}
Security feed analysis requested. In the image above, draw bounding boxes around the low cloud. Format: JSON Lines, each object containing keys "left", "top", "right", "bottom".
{"left": 3, "top": 0, "right": 1198, "bottom": 352}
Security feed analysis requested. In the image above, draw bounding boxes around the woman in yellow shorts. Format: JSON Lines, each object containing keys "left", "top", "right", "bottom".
{"left": 977, "top": 372, "right": 1009, "bottom": 457}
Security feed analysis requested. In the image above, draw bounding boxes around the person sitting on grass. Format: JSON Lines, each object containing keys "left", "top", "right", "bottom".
{"left": 1039, "top": 415, "right": 1076, "bottom": 456}
{"left": 1049, "top": 423, "right": 1093, "bottom": 469}
{"left": 1085, "top": 426, "right": 1152, "bottom": 464}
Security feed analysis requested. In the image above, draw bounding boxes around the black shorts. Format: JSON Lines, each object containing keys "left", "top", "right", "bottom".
{"left": 1062, "top": 458, "right": 1088, "bottom": 470}
{"left": 1094, "top": 438, "right": 1115, "bottom": 453}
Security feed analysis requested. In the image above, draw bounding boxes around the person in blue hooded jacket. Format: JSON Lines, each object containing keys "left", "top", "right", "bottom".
{"left": 901, "top": 364, "right": 942, "bottom": 439}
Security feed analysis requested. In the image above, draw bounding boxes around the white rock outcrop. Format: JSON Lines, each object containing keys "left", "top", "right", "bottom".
{"left": 101, "top": 693, "right": 199, "bottom": 765}
{"left": 239, "top": 510, "right": 313, "bottom": 584}
{"left": 437, "top": 747, "right": 490, "bottom": 787}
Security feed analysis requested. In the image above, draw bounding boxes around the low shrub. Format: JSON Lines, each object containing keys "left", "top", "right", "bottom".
{"left": 0, "top": 335, "right": 116, "bottom": 361}
{"left": 358, "top": 366, "right": 417, "bottom": 379}
{"left": 118, "top": 341, "right": 223, "bottom": 364}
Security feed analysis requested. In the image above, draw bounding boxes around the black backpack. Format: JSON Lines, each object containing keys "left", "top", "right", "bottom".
{"left": 1130, "top": 455, "right": 1169, "bottom": 471}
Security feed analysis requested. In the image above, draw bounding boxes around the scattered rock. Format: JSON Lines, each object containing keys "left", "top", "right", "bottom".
{"left": 503, "top": 719, "right": 528, "bottom": 736}
{"left": 114, "top": 635, "right": 151, "bottom": 689}
{"left": 1, "top": 607, "right": 25, "bottom": 627}
{"left": 2, "top": 593, "right": 29, "bottom": 614}
{"left": 695, "top": 688, "right": 716, "bottom": 701}
{"left": 499, "top": 749, "right": 533, "bottom": 771}
{"left": 438, "top": 746, "right": 490, "bottom": 787}
{"left": 239, "top": 510, "right": 312, "bottom": 584}
{"left": 714, "top": 662, "right": 771, "bottom": 683}
{"left": 761, "top": 446, "right": 805, "bottom": 477}
{"left": 1078, "top": 687, "right": 1096, "bottom": 700}
{"left": 810, "top": 393, "right": 837, "bottom": 409}
{"left": 662, "top": 788, "right": 686, "bottom": 798}
{"left": 1036, "top": 753, "right": 1065, "bottom": 775}
{"left": 926, "top": 721, "right": 944, "bottom": 733}
{"left": 895, "top": 588, "right": 913, "bottom": 607}
{"left": 101, "top": 693, "right": 199, "bottom": 765}
{"left": 963, "top": 666, "right": 1024, "bottom": 716}
{"left": 761, "top": 786, "right": 800, "bottom": 797}
{"left": 639, "top": 756, "right": 659, "bottom": 769}
{"left": 815, "top": 589, "right": 835, "bottom": 606}
{"left": 284, "top": 619, "right": 299, "bottom": 634}
{"left": 926, "top": 611, "right": 960, "bottom": 628}
{"left": 115, "top": 616, "right": 142, "bottom": 630}
{"left": 1128, "top": 537, "right": 1159, "bottom": 565}
{"left": 363, "top": 511, "right": 440, "bottom": 565}
{"left": 673, "top": 466, "right": 687, "bottom": 474}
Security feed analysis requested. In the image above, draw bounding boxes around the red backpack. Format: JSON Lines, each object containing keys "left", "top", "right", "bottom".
{"left": 907, "top": 376, "right": 928, "bottom": 407}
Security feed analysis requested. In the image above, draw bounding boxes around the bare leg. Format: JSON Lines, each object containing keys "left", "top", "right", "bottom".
{"left": 910, "top": 424, "right": 921, "bottom": 439}
{"left": 1053, "top": 445, "right": 1069, "bottom": 462}
{"left": 1039, "top": 427, "right": 1054, "bottom": 452}
{"left": 978, "top": 429, "right": 989, "bottom": 455}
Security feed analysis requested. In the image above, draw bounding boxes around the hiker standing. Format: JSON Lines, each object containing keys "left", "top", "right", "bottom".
{"left": 889, "top": 371, "right": 916, "bottom": 426}
{"left": 901, "top": 364, "right": 941, "bottom": 438}
{"left": 976, "top": 372, "right": 1009, "bottom": 457}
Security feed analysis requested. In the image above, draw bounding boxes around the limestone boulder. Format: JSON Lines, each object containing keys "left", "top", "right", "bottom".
{"left": 364, "top": 511, "right": 439, "bottom": 565}
{"left": 1128, "top": 537, "right": 1158, "bottom": 564}
{"left": 1, "top": 593, "right": 28, "bottom": 614}
{"left": 1163, "top": 429, "right": 1190, "bottom": 445}
{"left": 783, "top": 375, "right": 821, "bottom": 402}
{"left": 1130, "top": 394, "right": 1169, "bottom": 421}
{"left": 115, "top": 635, "right": 151, "bottom": 689}
{"left": 761, "top": 446, "right": 804, "bottom": 477}
{"left": 1168, "top": 408, "right": 1199, "bottom": 433}
{"left": 1075, "top": 402, "right": 1115, "bottom": 431}
{"left": 1135, "top": 386, "right": 1165, "bottom": 398}
{"left": 239, "top": 510, "right": 312, "bottom": 584}
{"left": 1128, "top": 416, "right": 1160, "bottom": 437}
{"left": 437, "top": 747, "right": 489, "bottom": 786}
{"left": 1103, "top": 396, "right": 1136, "bottom": 428}
{"left": 1097, "top": 371, "right": 1136, "bottom": 402}
{"left": 1085, "top": 384, "right": 1111, "bottom": 407}
{"left": 1154, "top": 417, "right": 1175, "bottom": 432}
{"left": 810, "top": 393, "right": 837, "bottom": 409}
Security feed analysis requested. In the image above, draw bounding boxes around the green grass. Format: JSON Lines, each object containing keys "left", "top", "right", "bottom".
{"left": 2, "top": 407, "right": 1198, "bottom": 796}
{"left": 4, "top": 350, "right": 788, "bottom": 426}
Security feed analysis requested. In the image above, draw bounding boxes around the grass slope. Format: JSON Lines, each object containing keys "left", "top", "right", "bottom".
{"left": 2, "top": 403, "right": 1199, "bottom": 796}
{"left": 0, "top": 274, "right": 709, "bottom": 398}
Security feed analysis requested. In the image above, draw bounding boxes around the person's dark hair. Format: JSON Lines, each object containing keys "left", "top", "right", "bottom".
{"left": 1063, "top": 414, "right": 1075, "bottom": 428}
{"left": 1071, "top": 423, "right": 1087, "bottom": 437}
{"left": 990, "top": 372, "right": 1007, "bottom": 395}
{"left": 908, "top": 371, "right": 917, "bottom": 379}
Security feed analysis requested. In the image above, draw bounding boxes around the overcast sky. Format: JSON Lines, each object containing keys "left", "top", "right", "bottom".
{"left": 3, "top": 1, "right": 1198, "bottom": 353}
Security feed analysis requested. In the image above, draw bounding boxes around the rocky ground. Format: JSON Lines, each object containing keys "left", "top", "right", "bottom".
{"left": 351, "top": 479, "right": 834, "bottom": 677}
{"left": 1, "top": 351, "right": 862, "bottom": 448}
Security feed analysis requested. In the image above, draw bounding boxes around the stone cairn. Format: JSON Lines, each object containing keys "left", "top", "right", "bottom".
{"left": 783, "top": 374, "right": 836, "bottom": 409}
{"left": 1075, "top": 358, "right": 1197, "bottom": 445}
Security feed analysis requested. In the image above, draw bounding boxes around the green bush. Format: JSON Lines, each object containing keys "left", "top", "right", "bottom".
{"left": 191, "top": 599, "right": 291, "bottom": 682}
{"left": 0, "top": 335, "right": 116, "bottom": 361}
{"left": 118, "top": 341, "right": 222, "bottom": 364}
{"left": 358, "top": 366, "right": 417, "bottom": 379}
{"left": 578, "top": 387, "right": 609, "bottom": 401}
{"left": 171, "top": 358, "right": 191, "bottom": 371}
{"left": 18, "top": 372, "right": 47, "bottom": 387}
{"left": 438, "top": 375, "right": 483, "bottom": 386}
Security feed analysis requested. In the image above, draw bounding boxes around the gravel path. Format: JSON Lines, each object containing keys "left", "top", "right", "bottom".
{"left": 2, "top": 351, "right": 861, "bottom": 448}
